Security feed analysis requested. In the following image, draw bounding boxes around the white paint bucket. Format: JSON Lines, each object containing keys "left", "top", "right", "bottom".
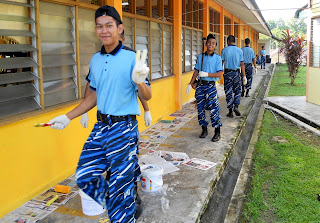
{"left": 79, "top": 190, "right": 106, "bottom": 216}
{"left": 140, "top": 164, "right": 164, "bottom": 192}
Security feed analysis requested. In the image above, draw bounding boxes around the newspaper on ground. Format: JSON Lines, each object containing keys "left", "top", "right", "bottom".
{"left": 32, "top": 188, "right": 78, "bottom": 205}
{"left": 1, "top": 201, "right": 58, "bottom": 223}
{"left": 182, "top": 158, "right": 217, "bottom": 171}
{"left": 148, "top": 150, "right": 190, "bottom": 166}
{"left": 138, "top": 154, "right": 179, "bottom": 174}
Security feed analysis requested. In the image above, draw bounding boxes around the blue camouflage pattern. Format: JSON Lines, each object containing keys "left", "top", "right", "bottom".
{"left": 195, "top": 83, "right": 222, "bottom": 128}
{"left": 223, "top": 70, "right": 241, "bottom": 109}
{"left": 261, "top": 55, "right": 266, "bottom": 68}
{"left": 76, "top": 113, "right": 140, "bottom": 223}
{"left": 243, "top": 63, "right": 253, "bottom": 90}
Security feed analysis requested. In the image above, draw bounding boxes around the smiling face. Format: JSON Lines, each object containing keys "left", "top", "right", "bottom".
{"left": 206, "top": 38, "right": 216, "bottom": 53}
{"left": 95, "top": 15, "right": 123, "bottom": 51}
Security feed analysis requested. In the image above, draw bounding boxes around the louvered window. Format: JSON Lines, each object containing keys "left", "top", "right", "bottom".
{"left": 215, "top": 34, "right": 220, "bottom": 55}
{"left": 78, "top": 8, "right": 101, "bottom": 98}
{"left": 163, "top": 25, "right": 172, "bottom": 77}
{"left": 123, "top": 17, "right": 134, "bottom": 50}
{"left": 182, "top": 29, "right": 185, "bottom": 73}
{"left": 184, "top": 29, "right": 192, "bottom": 72}
{"left": 0, "top": 0, "right": 40, "bottom": 119}
{"left": 39, "top": 2, "right": 77, "bottom": 107}
{"left": 151, "top": 22, "right": 162, "bottom": 80}
{"left": 192, "top": 31, "right": 203, "bottom": 68}
{"left": 311, "top": 18, "right": 320, "bottom": 67}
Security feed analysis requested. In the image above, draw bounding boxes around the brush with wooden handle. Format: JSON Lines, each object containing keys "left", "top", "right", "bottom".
{"left": 34, "top": 123, "right": 53, "bottom": 127}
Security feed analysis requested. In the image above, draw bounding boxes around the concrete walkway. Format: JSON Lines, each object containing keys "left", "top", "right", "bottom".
{"left": 4, "top": 64, "right": 306, "bottom": 223}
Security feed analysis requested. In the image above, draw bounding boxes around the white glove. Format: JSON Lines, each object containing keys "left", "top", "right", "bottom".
{"left": 132, "top": 50, "right": 150, "bottom": 84}
{"left": 80, "top": 113, "right": 89, "bottom": 128}
{"left": 186, "top": 84, "right": 192, "bottom": 95}
{"left": 199, "top": 71, "right": 208, "bottom": 77}
{"left": 48, "top": 115, "right": 70, "bottom": 130}
{"left": 144, "top": 111, "right": 152, "bottom": 126}
{"left": 243, "top": 76, "right": 247, "bottom": 85}
{"left": 255, "top": 68, "right": 258, "bottom": 74}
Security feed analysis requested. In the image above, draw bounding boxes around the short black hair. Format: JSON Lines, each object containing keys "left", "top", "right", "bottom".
{"left": 95, "top": 5, "right": 122, "bottom": 25}
{"left": 262, "top": 46, "right": 264, "bottom": 49}
{"left": 206, "top": 34, "right": 216, "bottom": 45}
{"left": 227, "top": 35, "right": 235, "bottom": 43}
{"left": 245, "top": 38, "right": 250, "bottom": 45}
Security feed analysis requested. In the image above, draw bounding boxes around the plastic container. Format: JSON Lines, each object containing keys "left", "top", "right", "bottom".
{"left": 79, "top": 190, "right": 106, "bottom": 216}
{"left": 140, "top": 164, "right": 164, "bottom": 192}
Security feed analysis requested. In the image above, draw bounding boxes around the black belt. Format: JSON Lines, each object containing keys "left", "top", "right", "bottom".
{"left": 98, "top": 113, "right": 136, "bottom": 124}
{"left": 224, "top": 69, "right": 240, "bottom": 73}
{"left": 198, "top": 79, "right": 215, "bottom": 85}
{"left": 244, "top": 63, "right": 252, "bottom": 65}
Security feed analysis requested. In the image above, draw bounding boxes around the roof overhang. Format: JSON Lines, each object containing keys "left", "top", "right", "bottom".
{"left": 213, "top": 0, "right": 273, "bottom": 37}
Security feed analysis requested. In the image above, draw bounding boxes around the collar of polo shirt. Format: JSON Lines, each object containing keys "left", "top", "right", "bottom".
{"left": 204, "top": 51, "right": 215, "bottom": 56}
{"left": 100, "top": 41, "right": 123, "bottom": 55}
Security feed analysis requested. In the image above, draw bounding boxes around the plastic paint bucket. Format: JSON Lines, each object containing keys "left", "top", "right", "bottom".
{"left": 140, "top": 164, "right": 164, "bottom": 192}
{"left": 79, "top": 190, "right": 106, "bottom": 216}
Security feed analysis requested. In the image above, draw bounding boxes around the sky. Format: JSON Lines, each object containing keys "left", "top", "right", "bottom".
{"left": 255, "top": 0, "right": 308, "bottom": 21}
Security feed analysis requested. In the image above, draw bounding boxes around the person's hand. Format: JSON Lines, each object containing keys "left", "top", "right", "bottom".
{"left": 243, "top": 76, "right": 247, "bottom": 85}
{"left": 144, "top": 111, "right": 152, "bottom": 126}
{"left": 132, "top": 50, "right": 150, "bottom": 84}
{"left": 48, "top": 115, "right": 70, "bottom": 130}
{"left": 186, "top": 84, "right": 192, "bottom": 95}
{"left": 80, "top": 113, "right": 89, "bottom": 128}
{"left": 199, "top": 71, "right": 208, "bottom": 77}
{"left": 255, "top": 68, "right": 258, "bottom": 74}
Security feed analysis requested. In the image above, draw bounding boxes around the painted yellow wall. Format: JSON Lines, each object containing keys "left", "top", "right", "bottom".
{"left": 0, "top": 75, "right": 176, "bottom": 217}
{"left": 182, "top": 72, "right": 196, "bottom": 104}
{"left": 307, "top": 68, "right": 320, "bottom": 105}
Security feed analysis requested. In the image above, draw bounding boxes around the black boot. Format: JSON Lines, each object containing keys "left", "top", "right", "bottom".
{"left": 245, "top": 89, "right": 250, "bottom": 97}
{"left": 134, "top": 182, "right": 142, "bottom": 219}
{"left": 199, "top": 126, "right": 208, "bottom": 138}
{"left": 234, "top": 105, "right": 241, "bottom": 116}
{"left": 227, "top": 108, "right": 233, "bottom": 118}
{"left": 212, "top": 127, "right": 221, "bottom": 142}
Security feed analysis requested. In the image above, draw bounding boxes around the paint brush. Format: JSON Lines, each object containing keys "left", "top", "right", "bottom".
{"left": 34, "top": 123, "right": 53, "bottom": 127}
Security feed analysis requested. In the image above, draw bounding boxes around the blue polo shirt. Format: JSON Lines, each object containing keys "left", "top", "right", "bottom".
{"left": 194, "top": 52, "right": 223, "bottom": 81}
{"left": 87, "top": 43, "right": 140, "bottom": 116}
{"left": 260, "top": 49, "right": 266, "bottom": 56}
{"left": 241, "top": 46, "right": 255, "bottom": 64}
{"left": 221, "top": 45, "right": 244, "bottom": 70}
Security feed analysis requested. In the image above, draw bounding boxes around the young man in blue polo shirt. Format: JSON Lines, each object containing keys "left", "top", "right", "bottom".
{"left": 221, "top": 35, "right": 246, "bottom": 118}
{"left": 241, "top": 38, "right": 257, "bottom": 97}
{"left": 48, "top": 5, "right": 151, "bottom": 223}
{"left": 260, "top": 45, "right": 266, "bottom": 69}
{"left": 186, "top": 34, "right": 223, "bottom": 142}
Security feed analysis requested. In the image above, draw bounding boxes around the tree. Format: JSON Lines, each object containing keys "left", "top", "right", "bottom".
{"left": 279, "top": 29, "right": 307, "bottom": 85}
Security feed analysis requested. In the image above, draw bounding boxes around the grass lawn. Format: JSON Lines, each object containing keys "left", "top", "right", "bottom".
{"left": 268, "top": 64, "right": 306, "bottom": 97}
{"left": 241, "top": 111, "right": 320, "bottom": 222}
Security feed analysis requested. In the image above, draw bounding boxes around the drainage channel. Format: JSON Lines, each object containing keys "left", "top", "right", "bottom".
{"left": 200, "top": 66, "right": 274, "bottom": 223}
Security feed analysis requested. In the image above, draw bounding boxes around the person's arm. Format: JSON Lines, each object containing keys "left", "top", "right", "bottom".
{"left": 207, "top": 71, "right": 223, "bottom": 78}
{"left": 137, "top": 82, "right": 152, "bottom": 101}
{"left": 240, "top": 61, "right": 245, "bottom": 77}
{"left": 189, "top": 69, "right": 199, "bottom": 88}
{"left": 252, "top": 58, "right": 257, "bottom": 69}
{"left": 66, "top": 91, "right": 97, "bottom": 120}
{"left": 138, "top": 95, "right": 150, "bottom": 111}
{"left": 84, "top": 82, "right": 94, "bottom": 98}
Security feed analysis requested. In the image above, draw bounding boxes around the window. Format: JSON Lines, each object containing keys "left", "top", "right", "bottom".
{"left": 151, "top": 22, "right": 162, "bottom": 79}
{"left": 199, "top": 2, "right": 203, "bottom": 30}
{"left": 234, "top": 22, "right": 239, "bottom": 38}
{"left": 163, "top": 25, "right": 172, "bottom": 77}
{"left": 123, "top": 17, "right": 134, "bottom": 50}
{"left": 209, "top": 8, "right": 214, "bottom": 32}
{"left": 311, "top": 17, "right": 320, "bottom": 67}
{"left": 182, "top": 28, "right": 202, "bottom": 73}
{"left": 78, "top": 8, "right": 102, "bottom": 98}
{"left": 136, "top": 0, "right": 147, "bottom": 16}
{"left": 0, "top": 0, "right": 40, "bottom": 119}
{"left": 224, "top": 17, "right": 231, "bottom": 36}
{"left": 39, "top": 2, "right": 77, "bottom": 107}
{"left": 184, "top": 29, "right": 192, "bottom": 72}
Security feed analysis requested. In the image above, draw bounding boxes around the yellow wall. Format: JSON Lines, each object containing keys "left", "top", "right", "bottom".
{"left": 307, "top": 68, "right": 320, "bottom": 105}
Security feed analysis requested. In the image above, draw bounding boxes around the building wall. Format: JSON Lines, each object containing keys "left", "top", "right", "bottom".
{"left": 0, "top": 0, "right": 260, "bottom": 217}
{"left": 306, "top": 0, "right": 320, "bottom": 105}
